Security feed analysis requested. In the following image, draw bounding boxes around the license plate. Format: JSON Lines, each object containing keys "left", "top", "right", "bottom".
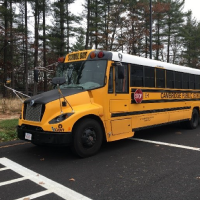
{"left": 25, "top": 133, "right": 32, "bottom": 140}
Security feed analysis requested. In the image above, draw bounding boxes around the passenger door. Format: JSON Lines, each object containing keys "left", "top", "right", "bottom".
{"left": 107, "top": 63, "right": 133, "bottom": 140}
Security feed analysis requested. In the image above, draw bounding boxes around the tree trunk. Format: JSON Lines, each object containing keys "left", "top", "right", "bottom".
{"left": 43, "top": 0, "right": 47, "bottom": 91}
{"left": 85, "top": 0, "right": 90, "bottom": 49}
{"left": 66, "top": 3, "right": 69, "bottom": 54}
{"left": 60, "top": 0, "right": 65, "bottom": 55}
{"left": 3, "top": 0, "right": 8, "bottom": 98}
{"left": 25, "top": 0, "right": 28, "bottom": 94}
{"left": 33, "top": 0, "right": 39, "bottom": 95}
{"left": 167, "top": 20, "right": 171, "bottom": 63}
{"left": 10, "top": 1, "right": 14, "bottom": 96}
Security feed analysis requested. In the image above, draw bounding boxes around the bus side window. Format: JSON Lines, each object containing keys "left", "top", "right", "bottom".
{"left": 130, "top": 64, "right": 143, "bottom": 87}
{"left": 166, "top": 70, "right": 174, "bottom": 88}
{"left": 189, "top": 74, "right": 195, "bottom": 89}
{"left": 115, "top": 64, "right": 128, "bottom": 93}
{"left": 108, "top": 67, "right": 113, "bottom": 93}
{"left": 144, "top": 66, "right": 155, "bottom": 87}
{"left": 183, "top": 73, "right": 189, "bottom": 89}
{"left": 156, "top": 68, "right": 165, "bottom": 88}
{"left": 195, "top": 75, "right": 200, "bottom": 89}
{"left": 175, "top": 72, "right": 182, "bottom": 89}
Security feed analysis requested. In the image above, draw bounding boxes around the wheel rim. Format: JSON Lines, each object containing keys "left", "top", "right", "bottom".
{"left": 81, "top": 127, "right": 97, "bottom": 148}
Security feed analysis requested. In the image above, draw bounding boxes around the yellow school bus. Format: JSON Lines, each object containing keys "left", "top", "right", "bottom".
{"left": 17, "top": 49, "right": 200, "bottom": 157}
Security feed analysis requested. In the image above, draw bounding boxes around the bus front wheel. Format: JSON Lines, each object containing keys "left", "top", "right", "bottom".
{"left": 187, "top": 108, "right": 199, "bottom": 129}
{"left": 71, "top": 118, "right": 103, "bottom": 158}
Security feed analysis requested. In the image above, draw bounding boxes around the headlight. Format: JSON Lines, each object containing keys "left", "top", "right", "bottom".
{"left": 49, "top": 113, "right": 73, "bottom": 124}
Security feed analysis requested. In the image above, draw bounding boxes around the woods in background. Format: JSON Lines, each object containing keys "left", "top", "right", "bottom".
{"left": 0, "top": 0, "right": 200, "bottom": 97}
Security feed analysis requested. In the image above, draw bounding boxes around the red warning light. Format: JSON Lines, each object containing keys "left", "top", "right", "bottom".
{"left": 98, "top": 51, "right": 104, "bottom": 58}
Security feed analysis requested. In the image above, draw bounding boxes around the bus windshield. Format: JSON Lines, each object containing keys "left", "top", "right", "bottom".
{"left": 56, "top": 60, "right": 107, "bottom": 90}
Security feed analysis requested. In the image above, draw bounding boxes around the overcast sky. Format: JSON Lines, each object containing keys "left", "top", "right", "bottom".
{"left": 184, "top": 0, "right": 200, "bottom": 21}
{"left": 70, "top": 0, "right": 200, "bottom": 21}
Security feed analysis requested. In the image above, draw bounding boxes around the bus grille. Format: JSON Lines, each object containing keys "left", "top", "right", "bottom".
{"left": 24, "top": 103, "right": 45, "bottom": 122}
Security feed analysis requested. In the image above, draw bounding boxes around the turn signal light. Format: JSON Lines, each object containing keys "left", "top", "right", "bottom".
{"left": 90, "top": 52, "right": 96, "bottom": 59}
{"left": 58, "top": 57, "right": 65, "bottom": 62}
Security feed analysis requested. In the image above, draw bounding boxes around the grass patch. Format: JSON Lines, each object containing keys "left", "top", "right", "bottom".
{"left": 0, "top": 119, "right": 19, "bottom": 142}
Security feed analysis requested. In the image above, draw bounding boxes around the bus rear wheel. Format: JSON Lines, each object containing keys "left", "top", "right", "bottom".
{"left": 71, "top": 118, "right": 103, "bottom": 158}
{"left": 187, "top": 108, "right": 199, "bottom": 129}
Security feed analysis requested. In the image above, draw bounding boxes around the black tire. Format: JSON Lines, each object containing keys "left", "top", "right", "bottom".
{"left": 71, "top": 118, "right": 103, "bottom": 158}
{"left": 187, "top": 109, "right": 199, "bottom": 129}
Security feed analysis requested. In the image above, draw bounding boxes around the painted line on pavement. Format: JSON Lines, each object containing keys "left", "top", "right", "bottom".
{"left": 129, "top": 138, "right": 200, "bottom": 151}
{"left": 15, "top": 190, "right": 52, "bottom": 200}
{"left": 0, "top": 167, "right": 8, "bottom": 171}
{"left": 0, "top": 157, "right": 91, "bottom": 200}
{"left": 0, "top": 177, "right": 27, "bottom": 186}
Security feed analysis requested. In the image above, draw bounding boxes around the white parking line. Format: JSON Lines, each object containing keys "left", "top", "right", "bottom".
{"left": 129, "top": 138, "right": 200, "bottom": 151}
{"left": 15, "top": 190, "right": 52, "bottom": 200}
{"left": 0, "top": 157, "right": 91, "bottom": 200}
{"left": 0, "top": 177, "right": 27, "bottom": 186}
{"left": 0, "top": 167, "right": 8, "bottom": 171}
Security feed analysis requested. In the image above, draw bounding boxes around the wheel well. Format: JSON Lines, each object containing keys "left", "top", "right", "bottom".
{"left": 72, "top": 115, "right": 106, "bottom": 140}
{"left": 193, "top": 107, "right": 199, "bottom": 115}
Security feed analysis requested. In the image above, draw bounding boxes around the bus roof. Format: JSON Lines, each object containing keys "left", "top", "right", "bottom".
{"left": 111, "top": 51, "right": 200, "bottom": 75}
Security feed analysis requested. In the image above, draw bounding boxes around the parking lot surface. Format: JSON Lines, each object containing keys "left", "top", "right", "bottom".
{"left": 0, "top": 123, "right": 200, "bottom": 200}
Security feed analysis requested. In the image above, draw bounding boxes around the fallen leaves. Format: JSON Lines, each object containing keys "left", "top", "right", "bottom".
{"left": 69, "top": 178, "right": 75, "bottom": 182}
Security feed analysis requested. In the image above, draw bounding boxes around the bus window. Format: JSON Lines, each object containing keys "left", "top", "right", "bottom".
{"left": 56, "top": 63, "right": 64, "bottom": 77}
{"left": 130, "top": 64, "right": 143, "bottom": 87}
{"left": 60, "top": 60, "right": 107, "bottom": 90}
{"left": 156, "top": 68, "right": 165, "bottom": 88}
{"left": 115, "top": 63, "right": 128, "bottom": 93}
{"left": 195, "top": 75, "right": 200, "bottom": 89}
{"left": 183, "top": 73, "right": 189, "bottom": 89}
{"left": 175, "top": 72, "right": 182, "bottom": 89}
{"left": 189, "top": 74, "right": 195, "bottom": 89}
{"left": 144, "top": 66, "right": 155, "bottom": 87}
{"left": 166, "top": 70, "right": 174, "bottom": 88}
{"left": 108, "top": 67, "right": 113, "bottom": 93}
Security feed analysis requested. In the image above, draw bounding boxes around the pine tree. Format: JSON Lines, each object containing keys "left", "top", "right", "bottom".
{"left": 83, "top": 0, "right": 105, "bottom": 49}
{"left": 49, "top": 0, "right": 78, "bottom": 56}
{"left": 181, "top": 13, "right": 200, "bottom": 68}
{"left": 71, "top": 28, "right": 85, "bottom": 51}
{"left": 152, "top": 0, "right": 170, "bottom": 60}
{"left": 163, "top": 0, "right": 185, "bottom": 63}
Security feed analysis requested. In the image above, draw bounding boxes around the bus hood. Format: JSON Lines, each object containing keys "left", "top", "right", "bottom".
{"left": 24, "top": 89, "right": 85, "bottom": 104}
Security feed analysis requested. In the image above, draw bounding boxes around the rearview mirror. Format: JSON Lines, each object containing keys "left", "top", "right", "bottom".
{"left": 52, "top": 77, "right": 66, "bottom": 86}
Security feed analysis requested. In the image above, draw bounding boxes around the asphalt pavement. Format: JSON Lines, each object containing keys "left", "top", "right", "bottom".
{"left": 0, "top": 123, "right": 200, "bottom": 200}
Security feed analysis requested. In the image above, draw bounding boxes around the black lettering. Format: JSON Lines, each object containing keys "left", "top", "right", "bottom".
{"left": 80, "top": 52, "right": 87, "bottom": 59}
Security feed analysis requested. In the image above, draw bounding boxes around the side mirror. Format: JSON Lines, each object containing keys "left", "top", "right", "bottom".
{"left": 34, "top": 69, "right": 39, "bottom": 82}
{"left": 118, "top": 65, "right": 124, "bottom": 79}
{"left": 52, "top": 77, "right": 66, "bottom": 86}
{"left": 5, "top": 78, "right": 11, "bottom": 84}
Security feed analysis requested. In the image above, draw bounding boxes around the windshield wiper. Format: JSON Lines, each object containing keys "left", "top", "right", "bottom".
{"left": 63, "top": 86, "right": 84, "bottom": 90}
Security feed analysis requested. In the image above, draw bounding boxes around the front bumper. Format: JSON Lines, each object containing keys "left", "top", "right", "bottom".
{"left": 17, "top": 125, "right": 72, "bottom": 146}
